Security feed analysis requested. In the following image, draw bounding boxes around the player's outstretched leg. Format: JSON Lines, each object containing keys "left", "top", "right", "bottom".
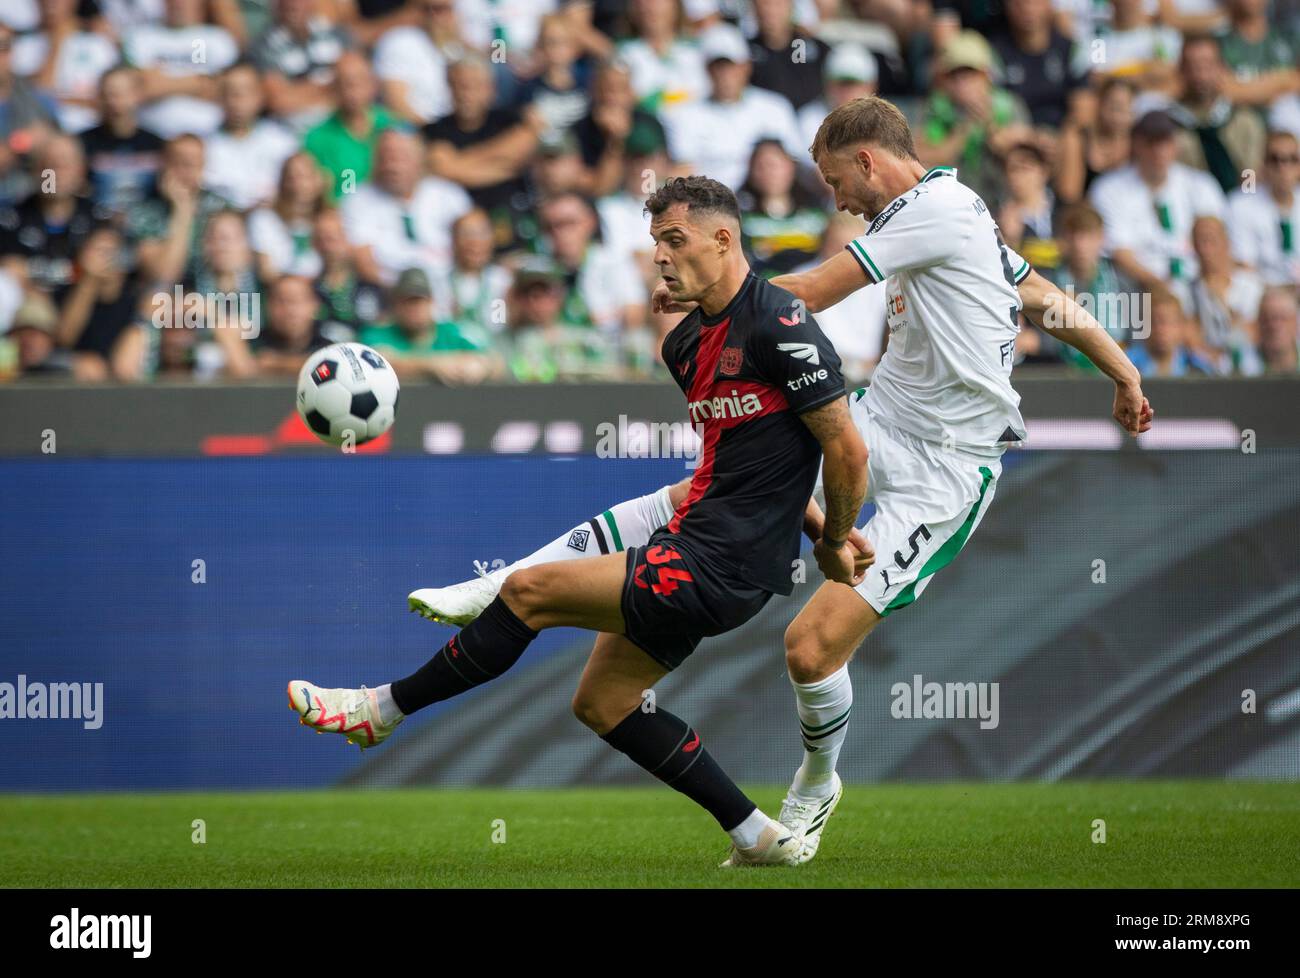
{"left": 778, "top": 581, "right": 881, "bottom": 857}
{"left": 407, "top": 482, "right": 685, "bottom": 625}
{"left": 291, "top": 554, "right": 619, "bottom": 748}
{"left": 572, "top": 632, "right": 811, "bottom": 867}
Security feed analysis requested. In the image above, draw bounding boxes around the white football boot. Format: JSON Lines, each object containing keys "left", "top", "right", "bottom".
{"left": 777, "top": 772, "right": 844, "bottom": 861}
{"left": 719, "top": 817, "right": 813, "bottom": 868}
{"left": 287, "top": 681, "right": 401, "bottom": 749}
{"left": 408, "top": 561, "right": 507, "bottom": 626}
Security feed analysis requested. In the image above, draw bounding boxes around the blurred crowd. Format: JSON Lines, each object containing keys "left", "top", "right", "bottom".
{"left": 0, "top": 0, "right": 1296, "bottom": 385}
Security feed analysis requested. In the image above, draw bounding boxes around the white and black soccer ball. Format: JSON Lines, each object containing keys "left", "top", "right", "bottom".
{"left": 296, "top": 342, "right": 400, "bottom": 447}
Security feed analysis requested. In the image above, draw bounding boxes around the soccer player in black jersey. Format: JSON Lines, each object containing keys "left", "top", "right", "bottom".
{"left": 288, "top": 176, "right": 868, "bottom": 867}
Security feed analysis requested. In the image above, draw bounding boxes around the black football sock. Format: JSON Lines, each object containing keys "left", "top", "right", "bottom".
{"left": 389, "top": 597, "right": 538, "bottom": 714}
{"left": 601, "top": 706, "right": 756, "bottom": 831}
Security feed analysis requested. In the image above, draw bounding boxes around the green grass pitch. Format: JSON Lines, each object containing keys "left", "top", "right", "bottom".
{"left": 2, "top": 782, "right": 1296, "bottom": 888}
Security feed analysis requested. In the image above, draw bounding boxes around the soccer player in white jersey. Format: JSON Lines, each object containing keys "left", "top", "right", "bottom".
{"left": 407, "top": 97, "right": 1154, "bottom": 861}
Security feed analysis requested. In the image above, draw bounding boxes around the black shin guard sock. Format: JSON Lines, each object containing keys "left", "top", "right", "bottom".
{"left": 601, "top": 706, "right": 756, "bottom": 832}
{"left": 389, "top": 597, "right": 539, "bottom": 715}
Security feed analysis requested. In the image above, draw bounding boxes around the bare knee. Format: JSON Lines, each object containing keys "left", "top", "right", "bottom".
{"left": 571, "top": 688, "right": 634, "bottom": 736}
{"left": 499, "top": 565, "right": 549, "bottom": 625}
{"left": 785, "top": 618, "right": 844, "bottom": 684}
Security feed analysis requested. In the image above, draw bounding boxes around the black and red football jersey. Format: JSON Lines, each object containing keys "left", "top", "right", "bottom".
{"left": 661, "top": 271, "right": 845, "bottom": 595}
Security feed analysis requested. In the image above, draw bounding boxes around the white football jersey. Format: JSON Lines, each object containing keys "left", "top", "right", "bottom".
{"left": 846, "top": 167, "right": 1030, "bottom": 456}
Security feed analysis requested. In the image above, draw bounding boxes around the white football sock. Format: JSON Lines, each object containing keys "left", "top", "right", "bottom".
{"left": 728, "top": 807, "right": 769, "bottom": 849}
{"left": 504, "top": 485, "right": 676, "bottom": 572}
{"left": 791, "top": 664, "right": 853, "bottom": 800}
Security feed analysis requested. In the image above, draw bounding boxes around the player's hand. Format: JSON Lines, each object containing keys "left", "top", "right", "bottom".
{"left": 849, "top": 527, "right": 875, "bottom": 575}
{"left": 814, "top": 537, "right": 866, "bottom": 587}
{"left": 651, "top": 281, "right": 695, "bottom": 315}
{"left": 1114, "top": 380, "right": 1154, "bottom": 436}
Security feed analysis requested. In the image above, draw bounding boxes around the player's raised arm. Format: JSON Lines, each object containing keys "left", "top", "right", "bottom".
{"left": 769, "top": 250, "right": 872, "bottom": 315}
{"left": 1017, "top": 269, "right": 1155, "bottom": 436}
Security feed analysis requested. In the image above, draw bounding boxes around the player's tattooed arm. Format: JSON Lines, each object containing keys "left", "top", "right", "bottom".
{"left": 800, "top": 397, "right": 871, "bottom": 585}
{"left": 1018, "top": 270, "right": 1154, "bottom": 437}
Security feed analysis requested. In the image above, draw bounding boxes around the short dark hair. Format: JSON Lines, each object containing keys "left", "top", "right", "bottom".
{"left": 811, "top": 96, "right": 918, "bottom": 163}
{"left": 643, "top": 175, "right": 740, "bottom": 224}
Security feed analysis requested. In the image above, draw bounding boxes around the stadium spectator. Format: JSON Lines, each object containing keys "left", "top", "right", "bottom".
{"left": 303, "top": 50, "right": 396, "bottom": 200}
{"left": 129, "top": 133, "right": 230, "bottom": 285}
{"left": 424, "top": 53, "right": 541, "bottom": 252}
{"left": 617, "top": 0, "right": 710, "bottom": 111}
{"left": 989, "top": 0, "right": 1090, "bottom": 130}
{"left": 1257, "top": 287, "right": 1300, "bottom": 372}
{"left": 341, "top": 127, "right": 473, "bottom": 287}
{"left": 1225, "top": 129, "right": 1300, "bottom": 286}
{"left": 1084, "top": 0, "right": 1181, "bottom": 95}
{"left": 736, "top": 139, "right": 828, "bottom": 277}
{"left": 358, "top": 266, "right": 499, "bottom": 384}
{"left": 1046, "top": 202, "right": 1134, "bottom": 352}
{"left": 1217, "top": 0, "right": 1300, "bottom": 109}
{"left": 660, "top": 23, "right": 802, "bottom": 190}
{"left": 371, "top": 0, "right": 464, "bottom": 126}
{"left": 187, "top": 207, "right": 260, "bottom": 377}
{"left": 332, "top": 0, "right": 421, "bottom": 50}
{"left": 1188, "top": 214, "right": 1264, "bottom": 373}
{"left": 521, "top": 12, "right": 593, "bottom": 138}
{"left": 253, "top": 274, "right": 333, "bottom": 375}
{"left": 202, "top": 63, "right": 298, "bottom": 211}
{"left": 996, "top": 140, "right": 1059, "bottom": 270}
{"left": 250, "top": 0, "right": 351, "bottom": 131}
{"left": 746, "top": 0, "right": 830, "bottom": 111}
{"left": 538, "top": 190, "right": 646, "bottom": 333}
{"left": 310, "top": 206, "right": 383, "bottom": 336}
{"left": 12, "top": 0, "right": 120, "bottom": 134}
{"left": 1171, "top": 35, "right": 1266, "bottom": 192}
{"left": 1126, "top": 287, "right": 1216, "bottom": 376}
{"left": 572, "top": 58, "right": 668, "bottom": 199}
{"left": 248, "top": 151, "right": 330, "bottom": 282}
{"left": 917, "top": 31, "right": 1037, "bottom": 205}
{"left": 595, "top": 126, "right": 671, "bottom": 270}
{"left": 0, "top": 22, "right": 61, "bottom": 205}
{"left": 501, "top": 256, "right": 622, "bottom": 382}
{"left": 54, "top": 224, "right": 150, "bottom": 381}
{"left": 80, "top": 66, "right": 164, "bottom": 219}
{"left": 1055, "top": 77, "right": 1134, "bottom": 203}
{"left": 0, "top": 134, "right": 108, "bottom": 301}
{"left": 436, "top": 207, "right": 512, "bottom": 333}
{"left": 796, "top": 43, "right": 878, "bottom": 159}
{"left": 6, "top": 292, "right": 90, "bottom": 378}
{"left": 123, "top": 0, "right": 240, "bottom": 139}
{"left": 1089, "top": 109, "right": 1226, "bottom": 303}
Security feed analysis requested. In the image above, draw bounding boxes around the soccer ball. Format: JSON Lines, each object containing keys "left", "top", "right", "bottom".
{"left": 296, "top": 343, "right": 400, "bottom": 447}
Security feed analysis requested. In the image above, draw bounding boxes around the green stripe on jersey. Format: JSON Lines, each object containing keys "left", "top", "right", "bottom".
{"left": 882, "top": 466, "right": 994, "bottom": 616}
{"left": 849, "top": 239, "right": 884, "bottom": 282}
{"left": 601, "top": 509, "right": 624, "bottom": 552}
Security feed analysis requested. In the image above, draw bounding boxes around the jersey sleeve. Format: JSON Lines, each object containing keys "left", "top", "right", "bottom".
{"left": 1003, "top": 245, "right": 1033, "bottom": 284}
{"left": 748, "top": 293, "right": 845, "bottom": 415}
{"left": 844, "top": 183, "right": 973, "bottom": 283}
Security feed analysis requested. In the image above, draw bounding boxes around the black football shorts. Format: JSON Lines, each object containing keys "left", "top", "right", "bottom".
{"left": 620, "top": 528, "right": 772, "bottom": 671}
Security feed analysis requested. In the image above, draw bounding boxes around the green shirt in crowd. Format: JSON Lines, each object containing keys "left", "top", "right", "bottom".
{"left": 359, "top": 320, "right": 492, "bottom": 356}
{"left": 304, "top": 106, "right": 397, "bottom": 200}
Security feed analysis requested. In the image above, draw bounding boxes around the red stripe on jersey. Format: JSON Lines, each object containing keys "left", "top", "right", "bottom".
{"left": 669, "top": 323, "right": 790, "bottom": 532}
{"left": 669, "top": 319, "right": 730, "bottom": 533}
